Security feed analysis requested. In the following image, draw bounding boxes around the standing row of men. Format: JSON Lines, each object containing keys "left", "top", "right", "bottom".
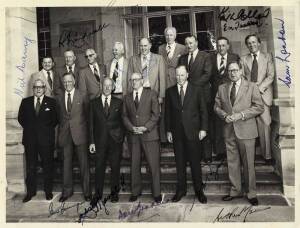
{"left": 18, "top": 26, "right": 274, "bottom": 206}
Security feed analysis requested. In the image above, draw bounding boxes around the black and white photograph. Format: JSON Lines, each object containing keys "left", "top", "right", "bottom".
{"left": 4, "top": 1, "right": 297, "bottom": 224}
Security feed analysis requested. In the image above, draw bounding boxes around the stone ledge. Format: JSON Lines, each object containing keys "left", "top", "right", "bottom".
{"left": 273, "top": 98, "right": 295, "bottom": 107}
{"left": 6, "top": 111, "right": 18, "bottom": 119}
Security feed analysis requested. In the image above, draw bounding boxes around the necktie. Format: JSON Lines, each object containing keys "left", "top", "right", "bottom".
{"left": 93, "top": 65, "right": 100, "bottom": 83}
{"left": 188, "top": 52, "right": 194, "bottom": 72}
{"left": 134, "top": 92, "right": 139, "bottom": 109}
{"left": 167, "top": 45, "right": 171, "bottom": 58}
{"left": 36, "top": 97, "right": 41, "bottom": 115}
{"left": 179, "top": 85, "right": 184, "bottom": 106}
{"left": 230, "top": 82, "right": 236, "bottom": 106}
{"left": 67, "top": 93, "right": 72, "bottom": 113}
{"left": 47, "top": 71, "right": 53, "bottom": 89}
{"left": 68, "top": 66, "right": 72, "bottom": 73}
{"left": 104, "top": 97, "right": 109, "bottom": 116}
{"left": 219, "top": 56, "right": 225, "bottom": 75}
{"left": 251, "top": 54, "right": 258, "bottom": 82}
{"left": 112, "top": 61, "right": 119, "bottom": 82}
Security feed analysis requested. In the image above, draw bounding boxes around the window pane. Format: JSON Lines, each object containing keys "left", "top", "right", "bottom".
{"left": 197, "top": 31, "right": 216, "bottom": 51}
{"left": 195, "top": 11, "right": 215, "bottom": 31}
{"left": 171, "top": 14, "right": 190, "bottom": 33}
{"left": 125, "top": 18, "right": 143, "bottom": 55}
{"left": 149, "top": 17, "right": 166, "bottom": 54}
{"left": 171, "top": 6, "right": 190, "bottom": 10}
{"left": 147, "top": 7, "right": 166, "bottom": 12}
{"left": 176, "top": 33, "right": 190, "bottom": 45}
{"left": 150, "top": 35, "right": 165, "bottom": 54}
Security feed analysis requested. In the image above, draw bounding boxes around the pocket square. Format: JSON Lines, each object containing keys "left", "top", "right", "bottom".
{"left": 45, "top": 108, "right": 50, "bottom": 111}
{"left": 177, "top": 54, "right": 181, "bottom": 57}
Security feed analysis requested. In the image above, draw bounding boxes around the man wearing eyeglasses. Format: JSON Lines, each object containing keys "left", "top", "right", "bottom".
{"left": 214, "top": 61, "right": 264, "bottom": 206}
{"left": 122, "top": 73, "right": 161, "bottom": 203}
{"left": 78, "top": 48, "right": 107, "bottom": 100}
{"left": 18, "top": 79, "right": 59, "bottom": 203}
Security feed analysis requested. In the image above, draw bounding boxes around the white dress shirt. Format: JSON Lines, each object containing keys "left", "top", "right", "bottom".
{"left": 109, "top": 57, "right": 124, "bottom": 93}
{"left": 177, "top": 81, "right": 188, "bottom": 95}
{"left": 42, "top": 69, "right": 53, "bottom": 82}
{"left": 89, "top": 63, "right": 100, "bottom": 76}
{"left": 217, "top": 53, "right": 228, "bottom": 70}
{"left": 101, "top": 94, "right": 111, "bottom": 107}
{"left": 66, "top": 64, "right": 75, "bottom": 73}
{"left": 188, "top": 49, "right": 199, "bottom": 63}
{"left": 65, "top": 88, "right": 75, "bottom": 111}
{"left": 251, "top": 51, "right": 260, "bottom": 61}
{"left": 229, "top": 78, "right": 242, "bottom": 96}
{"left": 34, "top": 95, "right": 44, "bottom": 108}
{"left": 166, "top": 42, "right": 176, "bottom": 59}
{"left": 133, "top": 87, "right": 143, "bottom": 101}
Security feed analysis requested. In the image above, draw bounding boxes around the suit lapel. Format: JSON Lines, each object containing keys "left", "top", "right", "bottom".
{"left": 190, "top": 51, "right": 200, "bottom": 74}
{"left": 128, "top": 92, "right": 137, "bottom": 113}
{"left": 246, "top": 54, "right": 252, "bottom": 72}
{"left": 122, "top": 58, "right": 128, "bottom": 93}
{"left": 226, "top": 83, "right": 232, "bottom": 109}
{"left": 148, "top": 53, "right": 156, "bottom": 86}
{"left": 234, "top": 78, "right": 248, "bottom": 106}
{"left": 182, "top": 83, "right": 192, "bottom": 108}
{"left": 258, "top": 52, "right": 266, "bottom": 79}
{"left": 70, "top": 90, "right": 79, "bottom": 115}
{"left": 136, "top": 56, "right": 143, "bottom": 73}
{"left": 137, "top": 89, "right": 147, "bottom": 113}
{"left": 161, "top": 44, "right": 168, "bottom": 60}
{"left": 172, "top": 85, "right": 182, "bottom": 109}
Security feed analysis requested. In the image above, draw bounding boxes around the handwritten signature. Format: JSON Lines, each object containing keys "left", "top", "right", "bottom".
{"left": 213, "top": 205, "right": 271, "bottom": 222}
{"left": 59, "top": 23, "right": 110, "bottom": 49}
{"left": 275, "top": 18, "right": 292, "bottom": 88}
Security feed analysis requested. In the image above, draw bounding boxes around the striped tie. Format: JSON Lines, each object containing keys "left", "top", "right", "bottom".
{"left": 219, "top": 56, "right": 225, "bottom": 75}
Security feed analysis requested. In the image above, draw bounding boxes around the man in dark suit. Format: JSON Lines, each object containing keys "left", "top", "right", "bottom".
{"left": 89, "top": 77, "right": 124, "bottom": 204}
{"left": 214, "top": 61, "right": 264, "bottom": 205}
{"left": 18, "top": 79, "right": 58, "bottom": 203}
{"left": 122, "top": 72, "right": 162, "bottom": 203}
{"left": 56, "top": 49, "right": 81, "bottom": 96}
{"left": 78, "top": 48, "right": 107, "bottom": 100}
{"left": 165, "top": 65, "right": 208, "bottom": 203}
{"left": 56, "top": 72, "right": 91, "bottom": 202}
{"left": 210, "top": 37, "right": 240, "bottom": 160}
{"left": 178, "top": 35, "right": 212, "bottom": 162}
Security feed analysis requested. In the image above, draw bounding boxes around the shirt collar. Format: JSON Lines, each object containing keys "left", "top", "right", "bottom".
{"left": 251, "top": 51, "right": 260, "bottom": 59}
{"left": 217, "top": 53, "right": 228, "bottom": 60}
{"left": 89, "top": 63, "right": 99, "bottom": 70}
{"left": 166, "top": 42, "right": 176, "bottom": 49}
{"left": 66, "top": 64, "right": 75, "bottom": 70}
{"left": 101, "top": 94, "right": 111, "bottom": 100}
{"left": 141, "top": 53, "right": 151, "bottom": 60}
{"left": 42, "top": 69, "right": 52, "bottom": 75}
{"left": 134, "top": 86, "right": 143, "bottom": 95}
{"left": 191, "top": 48, "right": 198, "bottom": 57}
{"left": 114, "top": 56, "right": 124, "bottom": 63}
{"left": 65, "top": 88, "right": 75, "bottom": 96}
{"left": 34, "top": 95, "right": 44, "bottom": 103}
{"left": 232, "top": 78, "right": 242, "bottom": 87}
{"left": 177, "top": 81, "right": 188, "bottom": 89}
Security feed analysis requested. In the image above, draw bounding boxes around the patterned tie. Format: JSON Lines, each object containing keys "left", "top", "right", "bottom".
{"left": 230, "top": 82, "right": 236, "bottom": 106}
{"left": 219, "top": 56, "right": 225, "bottom": 75}
{"left": 67, "top": 93, "right": 72, "bottom": 113}
{"left": 167, "top": 45, "right": 171, "bottom": 59}
{"left": 134, "top": 91, "right": 139, "bottom": 109}
{"left": 188, "top": 52, "right": 194, "bottom": 72}
{"left": 112, "top": 61, "right": 119, "bottom": 82}
{"left": 93, "top": 65, "right": 100, "bottom": 83}
{"left": 180, "top": 85, "right": 184, "bottom": 106}
{"left": 104, "top": 97, "right": 109, "bottom": 116}
{"left": 47, "top": 71, "right": 53, "bottom": 89}
{"left": 251, "top": 54, "right": 258, "bottom": 82}
{"left": 36, "top": 97, "right": 41, "bottom": 115}
{"left": 68, "top": 66, "right": 72, "bottom": 73}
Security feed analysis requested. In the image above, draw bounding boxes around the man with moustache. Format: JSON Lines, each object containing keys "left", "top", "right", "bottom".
{"left": 241, "top": 34, "right": 275, "bottom": 162}
{"left": 210, "top": 37, "right": 239, "bottom": 161}
{"left": 89, "top": 78, "right": 124, "bottom": 204}
{"left": 78, "top": 48, "right": 107, "bottom": 100}
{"left": 56, "top": 72, "right": 91, "bottom": 202}
{"left": 178, "top": 35, "right": 212, "bottom": 162}
{"left": 165, "top": 65, "right": 208, "bottom": 203}
{"left": 18, "top": 79, "right": 58, "bottom": 202}
{"left": 214, "top": 61, "right": 264, "bottom": 205}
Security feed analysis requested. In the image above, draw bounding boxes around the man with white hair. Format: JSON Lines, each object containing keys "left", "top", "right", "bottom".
{"left": 106, "top": 42, "right": 129, "bottom": 99}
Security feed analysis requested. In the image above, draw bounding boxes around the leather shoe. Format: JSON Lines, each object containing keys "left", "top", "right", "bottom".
{"left": 22, "top": 193, "right": 35, "bottom": 203}
{"left": 196, "top": 190, "right": 207, "bottom": 204}
{"left": 59, "top": 195, "right": 69, "bottom": 202}
{"left": 84, "top": 195, "right": 92, "bottom": 201}
{"left": 171, "top": 192, "right": 186, "bottom": 202}
{"left": 247, "top": 197, "right": 258, "bottom": 206}
{"left": 46, "top": 193, "right": 53, "bottom": 200}
{"left": 90, "top": 195, "right": 102, "bottom": 207}
{"left": 222, "top": 195, "right": 243, "bottom": 201}
{"left": 129, "top": 193, "right": 141, "bottom": 202}
{"left": 111, "top": 194, "right": 119, "bottom": 203}
{"left": 154, "top": 195, "right": 162, "bottom": 203}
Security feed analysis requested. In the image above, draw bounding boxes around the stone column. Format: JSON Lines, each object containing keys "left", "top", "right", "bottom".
{"left": 6, "top": 7, "right": 39, "bottom": 193}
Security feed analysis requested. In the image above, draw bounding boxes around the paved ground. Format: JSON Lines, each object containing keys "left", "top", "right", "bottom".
{"left": 6, "top": 191, "right": 294, "bottom": 223}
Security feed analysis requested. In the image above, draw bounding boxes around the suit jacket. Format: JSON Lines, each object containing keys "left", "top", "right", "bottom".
{"left": 78, "top": 63, "right": 107, "bottom": 100}
{"left": 214, "top": 78, "right": 264, "bottom": 140}
{"left": 18, "top": 96, "right": 58, "bottom": 146}
{"left": 158, "top": 43, "right": 187, "bottom": 88}
{"left": 122, "top": 89, "right": 160, "bottom": 143}
{"left": 56, "top": 89, "right": 89, "bottom": 147}
{"left": 127, "top": 53, "right": 166, "bottom": 99}
{"left": 178, "top": 51, "right": 212, "bottom": 103}
{"left": 165, "top": 83, "right": 208, "bottom": 141}
{"left": 240, "top": 52, "right": 274, "bottom": 106}
{"left": 29, "top": 70, "right": 60, "bottom": 97}
{"left": 90, "top": 95, "right": 124, "bottom": 147}
{"left": 210, "top": 53, "right": 240, "bottom": 100}
{"left": 56, "top": 64, "right": 81, "bottom": 96}
{"left": 106, "top": 57, "right": 129, "bottom": 96}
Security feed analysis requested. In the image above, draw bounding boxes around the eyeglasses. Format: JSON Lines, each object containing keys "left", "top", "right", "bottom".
{"left": 33, "top": 86, "right": 45, "bottom": 89}
{"left": 228, "top": 69, "right": 239, "bottom": 74}
{"left": 85, "top": 54, "right": 95, "bottom": 58}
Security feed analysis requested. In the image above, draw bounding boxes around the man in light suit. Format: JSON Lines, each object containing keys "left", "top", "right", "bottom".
{"left": 210, "top": 37, "right": 240, "bottom": 161}
{"left": 56, "top": 49, "right": 81, "bottom": 96}
{"left": 165, "top": 65, "right": 208, "bottom": 203}
{"left": 178, "top": 35, "right": 212, "bottom": 162}
{"left": 122, "top": 73, "right": 162, "bottom": 203}
{"left": 158, "top": 27, "right": 187, "bottom": 144}
{"left": 56, "top": 72, "right": 91, "bottom": 202}
{"left": 18, "top": 79, "right": 58, "bottom": 203}
{"left": 89, "top": 77, "right": 124, "bottom": 204}
{"left": 214, "top": 61, "right": 264, "bottom": 206}
{"left": 241, "top": 34, "right": 275, "bottom": 161}
{"left": 106, "top": 42, "right": 129, "bottom": 99}
{"left": 29, "top": 56, "right": 60, "bottom": 97}
{"left": 78, "top": 48, "right": 107, "bottom": 100}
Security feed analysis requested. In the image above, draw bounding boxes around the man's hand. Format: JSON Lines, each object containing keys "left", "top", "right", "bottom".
{"left": 199, "top": 130, "right": 207, "bottom": 141}
{"left": 158, "top": 97, "right": 163, "bottom": 104}
{"left": 133, "top": 127, "right": 143, "bottom": 134}
{"left": 89, "top": 144, "right": 96, "bottom": 154}
{"left": 225, "top": 115, "right": 234, "bottom": 123}
{"left": 167, "top": 132, "right": 173, "bottom": 143}
{"left": 138, "top": 126, "right": 148, "bottom": 133}
{"left": 230, "top": 113, "right": 242, "bottom": 122}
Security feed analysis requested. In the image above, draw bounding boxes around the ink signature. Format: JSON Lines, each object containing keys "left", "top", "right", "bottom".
{"left": 58, "top": 23, "right": 110, "bottom": 49}
{"left": 213, "top": 205, "right": 271, "bottom": 222}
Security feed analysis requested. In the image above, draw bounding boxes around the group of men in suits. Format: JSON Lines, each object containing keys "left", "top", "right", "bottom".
{"left": 18, "top": 25, "right": 274, "bottom": 206}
